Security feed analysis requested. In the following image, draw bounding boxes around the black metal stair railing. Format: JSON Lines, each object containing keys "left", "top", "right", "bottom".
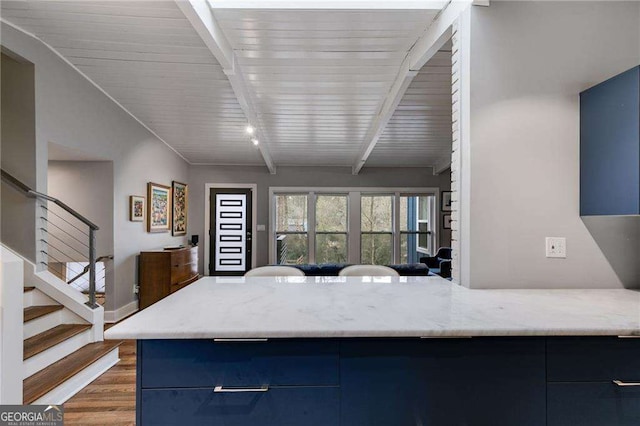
{"left": 1, "top": 169, "right": 104, "bottom": 309}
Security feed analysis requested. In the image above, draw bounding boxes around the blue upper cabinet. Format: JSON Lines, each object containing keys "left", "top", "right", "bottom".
{"left": 580, "top": 66, "right": 640, "bottom": 216}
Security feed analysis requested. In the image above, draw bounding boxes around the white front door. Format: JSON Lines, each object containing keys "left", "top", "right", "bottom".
{"left": 209, "top": 188, "right": 253, "bottom": 275}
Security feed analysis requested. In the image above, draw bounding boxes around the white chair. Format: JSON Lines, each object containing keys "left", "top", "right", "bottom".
{"left": 338, "top": 265, "right": 399, "bottom": 277}
{"left": 244, "top": 266, "right": 305, "bottom": 277}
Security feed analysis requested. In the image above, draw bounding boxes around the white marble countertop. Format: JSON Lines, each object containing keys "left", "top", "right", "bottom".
{"left": 104, "top": 276, "right": 640, "bottom": 339}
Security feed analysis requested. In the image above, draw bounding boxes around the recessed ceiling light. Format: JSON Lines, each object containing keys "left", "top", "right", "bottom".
{"left": 246, "top": 125, "right": 255, "bottom": 135}
{"left": 251, "top": 138, "right": 259, "bottom": 146}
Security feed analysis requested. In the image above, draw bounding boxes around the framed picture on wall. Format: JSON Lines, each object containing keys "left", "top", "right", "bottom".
{"left": 441, "top": 191, "right": 453, "bottom": 212}
{"left": 172, "top": 181, "right": 188, "bottom": 236}
{"left": 129, "top": 195, "right": 145, "bottom": 222}
{"left": 147, "top": 182, "right": 171, "bottom": 233}
{"left": 443, "top": 214, "right": 453, "bottom": 230}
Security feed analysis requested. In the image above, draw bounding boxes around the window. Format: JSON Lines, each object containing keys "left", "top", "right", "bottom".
{"left": 361, "top": 195, "right": 393, "bottom": 265}
{"left": 316, "top": 195, "right": 348, "bottom": 263}
{"left": 275, "top": 194, "right": 308, "bottom": 264}
{"left": 399, "top": 195, "right": 435, "bottom": 264}
{"left": 417, "top": 196, "right": 435, "bottom": 252}
{"left": 271, "top": 188, "right": 437, "bottom": 265}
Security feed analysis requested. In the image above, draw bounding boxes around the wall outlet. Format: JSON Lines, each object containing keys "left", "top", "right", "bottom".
{"left": 545, "top": 237, "right": 566, "bottom": 258}
{"left": 133, "top": 284, "right": 140, "bottom": 294}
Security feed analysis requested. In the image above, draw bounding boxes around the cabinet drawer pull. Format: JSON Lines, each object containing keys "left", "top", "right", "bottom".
{"left": 613, "top": 380, "right": 640, "bottom": 387}
{"left": 214, "top": 385, "right": 269, "bottom": 393}
{"left": 213, "top": 338, "right": 268, "bottom": 342}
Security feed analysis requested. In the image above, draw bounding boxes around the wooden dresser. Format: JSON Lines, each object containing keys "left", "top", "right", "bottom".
{"left": 138, "top": 246, "right": 199, "bottom": 309}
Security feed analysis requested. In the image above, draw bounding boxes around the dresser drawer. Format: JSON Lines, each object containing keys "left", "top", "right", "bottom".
{"left": 170, "top": 263, "right": 197, "bottom": 285}
{"left": 140, "top": 386, "right": 339, "bottom": 426}
{"left": 140, "top": 339, "right": 339, "bottom": 388}
{"left": 548, "top": 382, "right": 640, "bottom": 426}
{"left": 547, "top": 337, "right": 640, "bottom": 382}
{"left": 170, "top": 248, "right": 195, "bottom": 265}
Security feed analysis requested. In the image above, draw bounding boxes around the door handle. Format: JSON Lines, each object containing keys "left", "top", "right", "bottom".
{"left": 214, "top": 385, "right": 269, "bottom": 393}
{"left": 613, "top": 380, "right": 640, "bottom": 387}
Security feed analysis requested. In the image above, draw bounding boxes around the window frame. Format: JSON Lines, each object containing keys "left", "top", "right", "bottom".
{"left": 416, "top": 195, "right": 436, "bottom": 254}
{"left": 269, "top": 187, "right": 440, "bottom": 265}
{"left": 274, "top": 193, "right": 310, "bottom": 264}
{"left": 360, "top": 193, "right": 394, "bottom": 265}
{"left": 314, "top": 193, "right": 349, "bottom": 264}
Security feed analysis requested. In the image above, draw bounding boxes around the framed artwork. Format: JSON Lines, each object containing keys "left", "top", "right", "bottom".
{"left": 172, "top": 181, "right": 188, "bottom": 236}
{"left": 443, "top": 214, "right": 453, "bottom": 230}
{"left": 441, "top": 191, "right": 453, "bottom": 212}
{"left": 129, "top": 195, "right": 145, "bottom": 222}
{"left": 147, "top": 182, "right": 171, "bottom": 233}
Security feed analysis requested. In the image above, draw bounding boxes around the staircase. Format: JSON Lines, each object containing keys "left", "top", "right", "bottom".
{"left": 1, "top": 170, "right": 121, "bottom": 404}
{"left": 20, "top": 269, "right": 121, "bottom": 405}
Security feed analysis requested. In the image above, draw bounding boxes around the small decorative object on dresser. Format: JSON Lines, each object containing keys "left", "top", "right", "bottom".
{"left": 129, "top": 195, "right": 145, "bottom": 222}
{"left": 443, "top": 214, "right": 452, "bottom": 229}
{"left": 147, "top": 182, "right": 171, "bottom": 233}
{"left": 441, "top": 191, "right": 452, "bottom": 212}
{"left": 138, "top": 246, "right": 199, "bottom": 309}
{"left": 172, "top": 181, "right": 188, "bottom": 236}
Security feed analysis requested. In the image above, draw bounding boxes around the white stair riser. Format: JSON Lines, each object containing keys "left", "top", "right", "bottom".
{"left": 23, "top": 289, "right": 57, "bottom": 308}
{"left": 31, "top": 348, "right": 119, "bottom": 405}
{"left": 24, "top": 309, "right": 85, "bottom": 339}
{"left": 23, "top": 330, "right": 92, "bottom": 379}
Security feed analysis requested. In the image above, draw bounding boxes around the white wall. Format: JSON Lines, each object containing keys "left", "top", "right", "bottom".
{"left": 48, "top": 161, "right": 115, "bottom": 305}
{"left": 189, "top": 165, "right": 451, "bottom": 273}
{"left": 467, "top": 1, "right": 640, "bottom": 288}
{"left": 1, "top": 53, "right": 37, "bottom": 263}
{"left": 1, "top": 25, "right": 189, "bottom": 312}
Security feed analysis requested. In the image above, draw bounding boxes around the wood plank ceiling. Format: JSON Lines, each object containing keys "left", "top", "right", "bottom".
{"left": 214, "top": 8, "right": 442, "bottom": 167}
{"left": 1, "top": 2, "right": 451, "bottom": 170}
{"left": 0, "top": 1, "right": 265, "bottom": 165}
{"left": 366, "top": 46, "right": 453, "bottom": 167}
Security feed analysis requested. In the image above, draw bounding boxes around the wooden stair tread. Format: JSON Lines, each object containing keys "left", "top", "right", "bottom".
{"left": 24, "top": 324, "right": 92, "bottom": 360}
{"left": 23, "top": 340, "right": 122, "bottom": 404}
{"left": 24, "top": 305, "right": 63, "bottom": 323}
{"left": 23, "top": 287, "right": 35, "bottom": 292}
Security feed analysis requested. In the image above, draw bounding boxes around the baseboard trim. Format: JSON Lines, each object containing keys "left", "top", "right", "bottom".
{"left": 104, "top": 300, "right": 138, "bottom": 323}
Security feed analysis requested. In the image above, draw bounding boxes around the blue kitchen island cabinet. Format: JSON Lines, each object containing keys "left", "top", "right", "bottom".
{"left": 137, "top": 337, "right": 640, "bottom": 425}
{"left": 340, "top": 338, "right": 546, "bottom": 426}
{"left": 547, "top": 337, "right": 640, "bottom": 426}
{"left": 137, "top": 337, "right": 547, "bottom": 426}
{"left": 580, "top": 65, "right": 640, "bottom": 216}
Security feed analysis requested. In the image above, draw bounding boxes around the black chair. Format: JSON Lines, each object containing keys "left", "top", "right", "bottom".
{"left": 420, "top": 247, "right": 452, "bottom": 279}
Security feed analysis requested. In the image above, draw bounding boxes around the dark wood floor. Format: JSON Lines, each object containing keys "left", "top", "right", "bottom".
{"left": 64, "top": 339, "right": 136, "bottom": 425}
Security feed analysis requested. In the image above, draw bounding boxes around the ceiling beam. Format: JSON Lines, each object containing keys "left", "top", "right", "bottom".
{"left": 175, "top": 0, "right": 277, "bottom": 174}
{"left": 352, "top": 0, "right": 472, "bottom": 175}
{"left": 433, "top": 159, "right": 452, "bottom": 175}
{"left": 352, "top": 57, "right": 417, "bottom": 175}
{"left": 409, "top": 0, "right": 472, "bottom": 71}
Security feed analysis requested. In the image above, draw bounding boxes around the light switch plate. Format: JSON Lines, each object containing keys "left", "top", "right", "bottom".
{"left": 256, "top": 224, "right": 266, "bottom": 231}
{"left": 546, "top": 237, "right": 566, "bottom": 258}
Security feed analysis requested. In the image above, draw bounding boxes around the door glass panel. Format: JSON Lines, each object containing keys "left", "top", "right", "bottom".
{"left": 215, "top": 193, "right": 247, "bottom": 272}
